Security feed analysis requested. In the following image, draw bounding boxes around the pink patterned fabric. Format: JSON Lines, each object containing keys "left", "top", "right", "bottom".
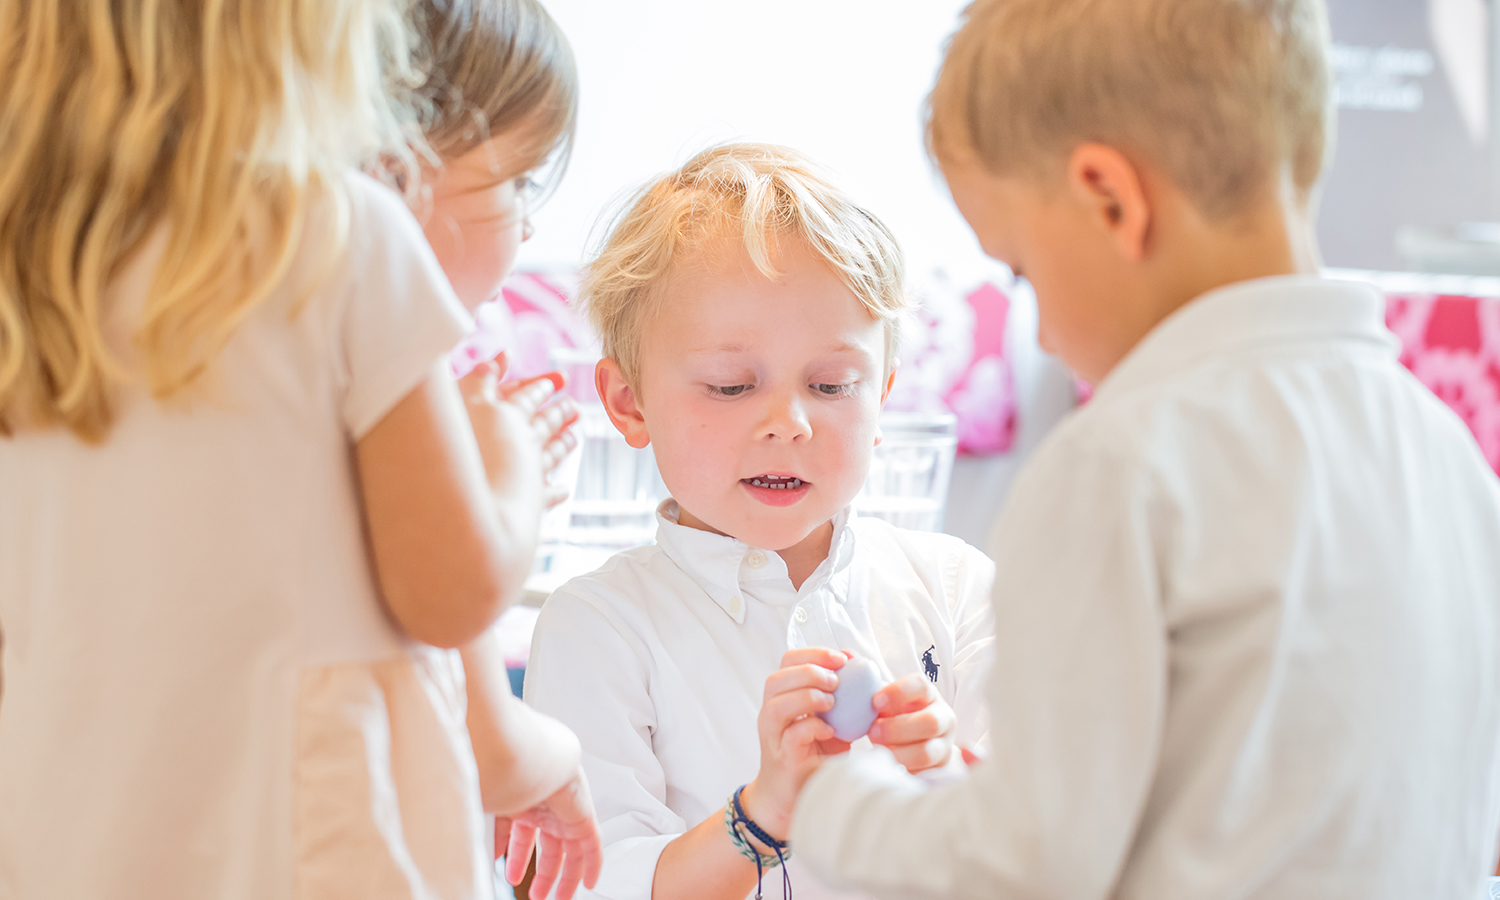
{"left": 885, "top": 280, "right": 1018, "bottom": 454}
{"left": 1069, "top": 290, "right": 1500, "bottom": 477}
{"left": 1385, "top": 292, "right": 1500, "bottom": 476}
{"left": 449, "top": 272, "right": 598, "bottom": 402}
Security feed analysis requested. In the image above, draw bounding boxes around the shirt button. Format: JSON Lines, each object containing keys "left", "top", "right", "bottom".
{"left": 746, "top": 551, "right": 767, "bottom": 569}
{"left": 794, "top": 607, "right": 809, "bottom": 624}
{"left": 729, "top": 596, "right": 743, "bottom": 615}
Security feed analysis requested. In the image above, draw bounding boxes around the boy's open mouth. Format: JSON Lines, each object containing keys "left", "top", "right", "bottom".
{"left": 744, "top": 476, "right": 805, "bottom": 490}
{"left": 741, "top": 474, "right": 810, "bottom": 507}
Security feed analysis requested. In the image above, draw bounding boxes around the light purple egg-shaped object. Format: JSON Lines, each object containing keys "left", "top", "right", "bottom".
{"left": 816, "top": 657, "right": 886, "bottom": 742}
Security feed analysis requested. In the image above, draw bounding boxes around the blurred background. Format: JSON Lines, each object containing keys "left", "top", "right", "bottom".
{"left": 456, "top": 0, "right": 1500, "bottom": 590}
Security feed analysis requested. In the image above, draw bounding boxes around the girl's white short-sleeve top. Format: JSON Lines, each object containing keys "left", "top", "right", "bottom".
{"left": 0, "top": 173, "right": 489, "bottom": 900}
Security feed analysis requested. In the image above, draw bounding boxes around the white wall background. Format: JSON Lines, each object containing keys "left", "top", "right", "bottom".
{"left": 519, "top": 0, "right": 1002, "bottom": 285}
{"left": 520, "top": 0, "right": 1078, "bottom": 547}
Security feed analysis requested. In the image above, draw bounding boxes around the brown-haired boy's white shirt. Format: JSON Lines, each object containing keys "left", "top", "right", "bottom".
{"left": 792, "top": 276, "right": 1500, "bottom": 899}
{"left": 524, "top": 502, "right": 995, "bottom": 900}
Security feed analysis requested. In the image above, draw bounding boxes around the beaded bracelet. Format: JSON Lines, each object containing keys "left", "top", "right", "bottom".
{"left": 725, "top": 785, "right": 793, "bottom": 900}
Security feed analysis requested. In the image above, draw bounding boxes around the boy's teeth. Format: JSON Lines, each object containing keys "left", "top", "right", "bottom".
{"left": 748, "top": 477, "right": 803, "bottom": 489}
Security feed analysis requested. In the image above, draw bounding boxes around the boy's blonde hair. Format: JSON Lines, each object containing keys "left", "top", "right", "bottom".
{"left": 927, "top": 0, "right": 1333, "bottom": 218}
{"left": 0, "top": 0, "right": 422, "bottom": 442}
{"left": 581, "top": 143, "right": 908, "bottom": 387}
{"left": 417, "top": 0, "right": 577, "bottom": 185}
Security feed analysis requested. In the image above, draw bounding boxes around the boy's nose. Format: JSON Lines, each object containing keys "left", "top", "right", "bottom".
{"left": 756, "top": 388, "right": 812, "bottom": 442}
{"left": 521, "top": 217, "right": 534, "bottom": 242}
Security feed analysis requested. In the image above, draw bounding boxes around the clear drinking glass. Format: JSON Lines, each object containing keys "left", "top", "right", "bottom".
{"left": 852, "top": 411, "right": 958, "bottom": 532}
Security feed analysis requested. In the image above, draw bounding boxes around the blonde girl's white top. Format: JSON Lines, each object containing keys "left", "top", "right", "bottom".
{"left": 523, "top": 501, "right": 996, "bottom": 900}
{"left": 0, "top": 173, "right": 492, "bottom": 900}
{"left": 791, "top": 276, "right": 1500, "bottom": 899}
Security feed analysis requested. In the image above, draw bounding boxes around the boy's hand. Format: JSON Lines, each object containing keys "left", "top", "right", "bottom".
{"left": 497, "top": 767, "right": 603, "bottom": 900}
{"left": 740, "top": 648, "right": 852, "bottom": 840}
{"left": 867, "top": 673, "right": 957, "bottom": 773}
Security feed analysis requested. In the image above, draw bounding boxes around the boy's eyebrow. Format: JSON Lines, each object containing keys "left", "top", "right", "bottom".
{"left": 685, "top": 340, "right": 871, "bottom": 355}
{"left": 685, "top": 342, "right": 754, "bottom": 355}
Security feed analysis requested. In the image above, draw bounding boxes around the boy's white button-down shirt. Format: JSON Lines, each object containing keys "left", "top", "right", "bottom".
{"left": 524, "top": 503, "right": 996, "bottom": 900}
{"left": 790, "top": 276, "right": 1500, "bottom": 899}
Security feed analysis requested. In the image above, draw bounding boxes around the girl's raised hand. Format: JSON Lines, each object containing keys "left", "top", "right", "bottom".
{"left": 739, "top": 647, "right": 852, "bottom": 840}
{"left": 459, "top": 351, "right": 579, "bottom": 504}
{"left": 495, "top": 368, "right": 579, "bottom": 509}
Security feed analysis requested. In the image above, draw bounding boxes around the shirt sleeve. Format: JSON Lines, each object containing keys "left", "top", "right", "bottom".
{"left": 946, "top": 543, "right": 997, "bottom": 752}
{"left": 333, "top": 173, "right": 472, "bottom": 439}
{"left": 790, "top": 428, "right": 1168, "bottom": 899}
{"left": 523, "top": 587, "right": 682, "bottom": 900}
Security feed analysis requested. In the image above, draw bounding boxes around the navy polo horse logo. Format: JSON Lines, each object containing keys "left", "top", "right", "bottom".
{"left": 921, "top": 645, "right": 940, "bottom": 683}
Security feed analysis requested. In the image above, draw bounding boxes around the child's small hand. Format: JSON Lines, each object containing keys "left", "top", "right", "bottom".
{"left": 496, "top": 766, "right": 603, "bottom": 900}
{"left": 459, "top": 352, "right": 579, "bottom": 499}
{"left": 867, "top": 673, "right": 957, "bottom": 774}
{"left": 740, "top": 647, "right": 852, "bottom": 840}
{"left": 494, "top": 368, "right": 579, "bottom": 509}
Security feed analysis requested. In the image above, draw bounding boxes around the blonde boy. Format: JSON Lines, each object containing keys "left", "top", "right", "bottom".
{"left": 523, "top": 144, "right": 996, "bottom": 900}
{"left": 790, "top": 1, "right": 1500, "bottom": 898}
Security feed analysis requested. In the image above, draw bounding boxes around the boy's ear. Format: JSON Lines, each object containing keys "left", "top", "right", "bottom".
{"left": 1066, "top": 143, "right": 1151, "bottom": 263}
{"left": 596, "top": 357, "right": 651, "bottom": 449}
{"left": 873, "top": 361, "right": 899, "bottom": 447}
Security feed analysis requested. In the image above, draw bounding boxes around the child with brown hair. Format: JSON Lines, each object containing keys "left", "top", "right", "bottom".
{"left": 410, "top": 2, "right": 604, "bottom": 897}
{"left": 790, "top": 1, "right": 1500, "bottom": 897}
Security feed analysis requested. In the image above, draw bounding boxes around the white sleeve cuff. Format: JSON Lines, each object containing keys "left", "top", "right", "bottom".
{"left": 579, "top": 833, "right": 676, "bottom": 900}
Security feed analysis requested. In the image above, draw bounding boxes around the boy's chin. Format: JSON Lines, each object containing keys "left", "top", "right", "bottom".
{"left": 735, "top": 510, "right": 843, "bottom": 555}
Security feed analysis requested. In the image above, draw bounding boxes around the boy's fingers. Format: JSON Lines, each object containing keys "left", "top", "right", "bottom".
{"left": 760, "top": 687, "right": 834, "bottom": 732}
{"left": 783, "top": 712, "right": 838, "bottom": 749}
{"left": 814, "top": 735, "right": 853, "bottom": 757}
{"left": 872, "top": 673, "right": 938, "bottom": 716}
{"left": 885, "top": 736, "right": 953, "bottom": 773}
{"left": 777, "top": 646, "right": 848, "bottom": 671}
{"left": 763, "top": 662, "right": 839, "bottom": 699}
{"left": 867, "top": 705, "right": 952, "bottom": 746}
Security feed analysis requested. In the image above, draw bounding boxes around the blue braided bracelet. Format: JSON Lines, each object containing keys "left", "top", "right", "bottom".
{"left": 726, "top": 785, "right": 793, "bottom": 900}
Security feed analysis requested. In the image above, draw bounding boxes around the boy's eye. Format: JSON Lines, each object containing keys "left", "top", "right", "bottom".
{"left": 813, "top": 383, "right": 854, "bottom": 397}
{"left": 514, "top": 175, "right": 540, "bottom": 196}
{"left": 710, "top": 384, "right": 751, "bottom": 397}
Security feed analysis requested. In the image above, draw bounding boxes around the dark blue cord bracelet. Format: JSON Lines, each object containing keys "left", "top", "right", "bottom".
{"left": 728, "top": 784, "right": 793, "bottom": 900}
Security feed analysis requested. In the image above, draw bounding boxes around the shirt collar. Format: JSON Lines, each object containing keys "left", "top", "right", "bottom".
{"left": 653, "top": 499, "right": 859, "bottom": 624}
{"left": 1092, "top": 275, "right": 1398, "bottom": 406}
